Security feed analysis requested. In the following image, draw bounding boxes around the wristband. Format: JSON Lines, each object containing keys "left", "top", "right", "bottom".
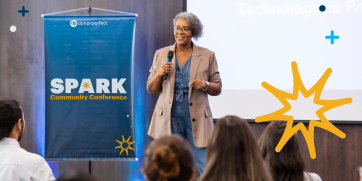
{"left": 202, "top": 80, "right": 209, "bottom": 91}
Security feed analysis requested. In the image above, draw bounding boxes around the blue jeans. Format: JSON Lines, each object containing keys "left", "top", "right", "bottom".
{"left": 170, "top": 93, "right": 207, "bottom": 175}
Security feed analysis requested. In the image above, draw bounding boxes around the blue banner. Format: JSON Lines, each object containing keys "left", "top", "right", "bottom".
{"left": 44, "top": 15, "right": 136, "bottom": 159}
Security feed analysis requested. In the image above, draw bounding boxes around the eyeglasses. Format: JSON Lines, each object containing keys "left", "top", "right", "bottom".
{"left": 173, "top": 26, "right": 191, "bottom": 32}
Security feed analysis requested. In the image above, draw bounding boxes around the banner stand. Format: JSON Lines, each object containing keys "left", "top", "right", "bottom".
{"left": 41, "top": 7, "right": 138, "bottom": 18}
{"left": 44, "top": 8, "right": 137, "bottom": 163}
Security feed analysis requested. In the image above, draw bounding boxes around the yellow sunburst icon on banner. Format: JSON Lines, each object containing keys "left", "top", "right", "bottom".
{"left": 115, "top": 135, "right": 135, "bottom": 156}
{"left": 255, "top": 61, "right": 352, "bottom": 159}
{"left": 82, "top": 81, "right": 91, "bottom": 90}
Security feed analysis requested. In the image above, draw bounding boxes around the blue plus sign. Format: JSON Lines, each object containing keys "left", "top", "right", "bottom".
{"left": 325, "top": 30, "right": 339, "bottom": 44}
{"left": 130, "top": 125, "right": 133, "bottom": 128}
{"left": 18, "top": 6, "right": 29, "bottom": 17}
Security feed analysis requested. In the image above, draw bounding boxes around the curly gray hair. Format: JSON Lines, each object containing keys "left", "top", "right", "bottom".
{"left": 173, "top": 12, "right": 203, "bottom": 41}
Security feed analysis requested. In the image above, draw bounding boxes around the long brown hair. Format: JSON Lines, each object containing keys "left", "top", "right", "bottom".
{"left": 141, "top": 135, "right": 195, "bottom": 181}
{"left": 258, "top": 121, "right": 305, "bottom": 181}
{"left": 200, "top": 116, "right": 272, "bottom": 181}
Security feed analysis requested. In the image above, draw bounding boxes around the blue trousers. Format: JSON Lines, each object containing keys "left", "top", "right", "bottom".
{"left": 170, "top": 93, "right": 207, "bottom": 175}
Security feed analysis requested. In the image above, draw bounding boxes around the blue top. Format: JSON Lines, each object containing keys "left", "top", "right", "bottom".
{"left": 174, "top": 54, "right": 192, "bottom": 102}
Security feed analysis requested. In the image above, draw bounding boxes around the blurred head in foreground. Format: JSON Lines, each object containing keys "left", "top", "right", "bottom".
{"left": 258, "top": 121, "right": 305, "bottom": 181}
{"left": 200, "top": 116, "right": 272, "bottom": 181}
{"left": 0, "top": 98, "right": 24, "bottom": 141}
{"left": 142, "top": 135, "right": 195, "bottom": 181}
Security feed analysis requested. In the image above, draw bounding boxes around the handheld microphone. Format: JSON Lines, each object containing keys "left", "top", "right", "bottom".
{"left": 163, "top": 50, "right": 174, "bottom": 80}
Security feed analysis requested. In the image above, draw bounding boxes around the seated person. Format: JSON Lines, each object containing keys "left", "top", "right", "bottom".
{"left": 258, "top": 121, "right": 322, "bottom": 181}
{"left": 0, "top": 99, "right": 55, "bottom": 181}
{"left": 141, "top": 135, "right": 195, "bottom": 181}
{"left": 199, "top": 116, "right": 272, "bottom": 181}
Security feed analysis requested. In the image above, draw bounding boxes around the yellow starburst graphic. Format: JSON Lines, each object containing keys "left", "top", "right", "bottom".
{"left": 115, "top": 135, "right": 135, "bottom": 156}
{"left": 82, "top": 81, "right": 91, "bottom": 90}
{"left": 255, "top": 61, "right": 352, "bottom": 159}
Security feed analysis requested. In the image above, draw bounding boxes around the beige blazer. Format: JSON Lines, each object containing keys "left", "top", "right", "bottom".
{"left": 146, "top": 43, "right": 222, "bottom": 148}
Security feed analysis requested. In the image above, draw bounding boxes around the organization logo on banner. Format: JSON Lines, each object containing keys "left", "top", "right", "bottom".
{"left": 70, "top": 20, "right": 77, "bottom": 27}
{"left": 49, "top": 78, "right": 127, "bottom": 100}
{"left": 70, "top": 20, "right": 108, "bottom": 27}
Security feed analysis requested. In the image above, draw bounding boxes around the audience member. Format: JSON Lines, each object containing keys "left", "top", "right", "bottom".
{"left": 141, "top": 135, "right": 195, "bottom": 181}
{"left": 258, "top": 121, "right": 322, "bottom": 181}
{"left": 56, "top": 170, "right": 95, "bottom": 181}
{"left": 199, "top": 116, "right": 272, "bottom": 181}
{"left": 0, "top": 98, "right": 55, "bottom": 181}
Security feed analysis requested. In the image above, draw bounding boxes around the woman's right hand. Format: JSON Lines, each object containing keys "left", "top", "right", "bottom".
{"left": 158, "top": 62, "right": 173, "bottom": 76}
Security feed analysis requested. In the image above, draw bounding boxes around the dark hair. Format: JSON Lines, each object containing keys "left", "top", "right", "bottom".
{"left": 200, "top": 116, "right": 272, "bottom": 181}
{"left": 258, "top": 121, "right": 305, "bottom": 181}
{"left": 142, "top": 135, "right": 195, "bottom": 181}
{"left": 56, "top": 170, "right": 95, "bottom": 181}
{"left": 0, "top": 99, "right": 23, "bottom": 140}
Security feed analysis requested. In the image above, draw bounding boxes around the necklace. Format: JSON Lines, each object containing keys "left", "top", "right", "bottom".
{"left": 177, "top": 55, "right": 191, "bottom": 75}
{"left": 177, "top": 47, "right": 191, "bottom": 55}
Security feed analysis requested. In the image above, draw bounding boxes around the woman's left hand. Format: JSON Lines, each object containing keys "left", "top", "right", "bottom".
{"left": 189, "top": 79, "right": 206, "bottom": 90}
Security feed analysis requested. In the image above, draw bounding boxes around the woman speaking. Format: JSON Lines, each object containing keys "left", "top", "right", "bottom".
{"left": 146, "top": 12, "right": 222, "bottom": 175}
